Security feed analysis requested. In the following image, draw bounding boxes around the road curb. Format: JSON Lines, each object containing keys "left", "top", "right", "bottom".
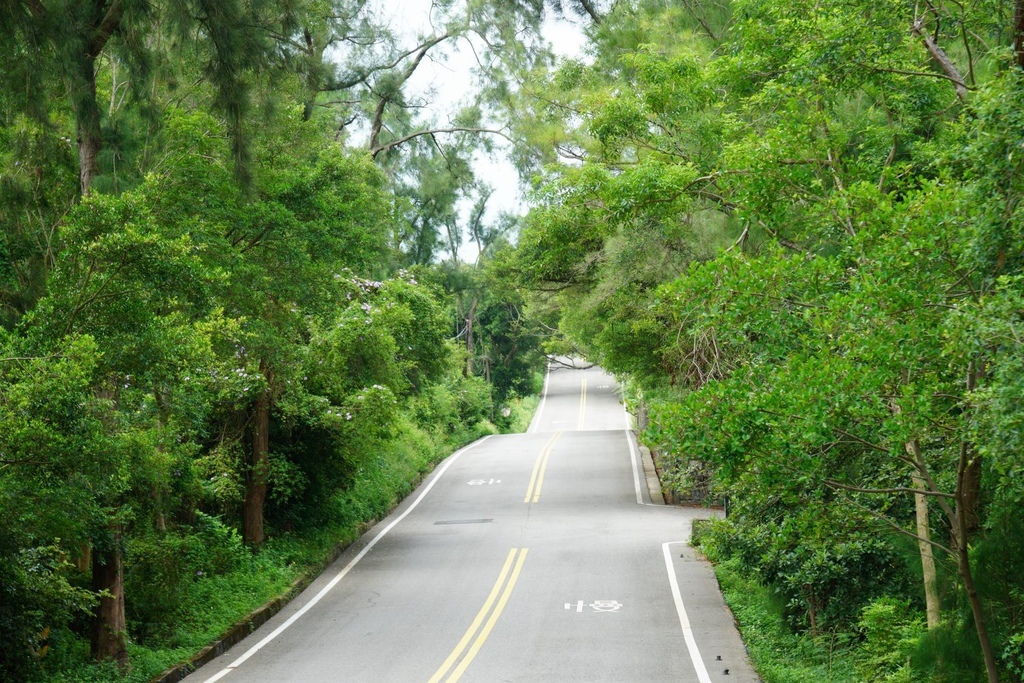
{"left": 148, "top": 468, "right": 430, "bottom": 683}
{"left": 638, "top": 443, "right": 666, "bottom": 505}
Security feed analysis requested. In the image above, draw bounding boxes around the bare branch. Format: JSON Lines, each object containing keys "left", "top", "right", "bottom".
{"left": 724, "top": 225, "right": 750, "bottom": 253}
{"left": 547, "top": 355, "right": 596, "bottom": 369}
{"left": 833, "top": 491, "right": 954, "bottom": 556}
{"left": 910, "top": 18, "right": 969, "bottom": 100}
{"left": 858, "top": 62, "right": 975, "bottom": 90}
{"left": 681, "top": 0, "right": 718, "bottom": 41}
{"left": 371, "top": 126, "right": 515, "bottom": 157}
{"left": 325, "top": 32, "right": 451, "bottom": 92}
{"left": 0, "top": 458, "right": 51, "bottom": 467}
{"left": 368, "top": 32, "right": 452, "bottom": 149}
{"left": 576, "top": 0, "right": 603, "bottom": 24}
{"left": 24, "top": 0, "right": 46, "bottom": 18}
{"left": 824, "top": 478, "right": 956, "bottom": 499}
{"left": 88, "top": 0, "right": 125, "bottom": 59}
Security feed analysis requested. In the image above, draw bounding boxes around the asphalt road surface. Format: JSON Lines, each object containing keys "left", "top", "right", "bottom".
{"left": 185, "top": 363, "right": 758, "bottom": 683}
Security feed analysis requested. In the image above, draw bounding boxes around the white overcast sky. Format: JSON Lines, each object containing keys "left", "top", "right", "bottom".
{"left": 370, "top": 0, "right": 587, "bottom": 259}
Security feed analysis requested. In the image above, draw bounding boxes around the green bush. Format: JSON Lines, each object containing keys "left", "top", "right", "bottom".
{"left": 911, "top": 622, "right": 987, "bottom": 683}
{"left": 855, "top": 598, "right": 925, "bottom": 682}
{"left": 0, "top": 542, "right": 94, "bottom": 681}
{"left": 125, "top": 514, "right": 246, "bottom": 643}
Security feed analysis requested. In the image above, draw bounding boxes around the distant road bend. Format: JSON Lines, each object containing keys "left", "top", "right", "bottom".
{"left": 185, "top": 364, "right": 758, "bottom": 682}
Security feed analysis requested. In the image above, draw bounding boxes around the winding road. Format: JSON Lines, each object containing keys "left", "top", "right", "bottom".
{"left": 185, "top": 363, "right": 758, "bottom": 682}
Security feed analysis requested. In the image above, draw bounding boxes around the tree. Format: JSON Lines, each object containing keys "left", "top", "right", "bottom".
{"left": 147, "top": 108, "right": 392, "bottom": 545}
{"left": 508, "top": 0, "right": 1024, "bottom": 679}
{"left": 1, "top": 0, "right": 286, "bottom": 195}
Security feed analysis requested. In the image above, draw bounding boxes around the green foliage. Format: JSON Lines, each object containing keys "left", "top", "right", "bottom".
{"left": 856, "top": 598, "right": 926, "bottom": 682}
{"left": 0, "top": 542, "right": 95, "bottom": 681}
{"left": 510, "top": 0, "right": 1024, "bottom": 680}
{"left": 0, "top": 0, "right": 550, "bottom": 677}
{"left": 706, "top": 554, "right": 859, "bottom": 683}
{"left": 125, "top": 514, "right": 247, "bottom": 643}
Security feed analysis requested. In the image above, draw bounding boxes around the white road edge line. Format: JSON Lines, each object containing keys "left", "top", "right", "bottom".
{"left": 200, "top": 436, "right": 494, "bottom": 683}
{"left": 624, "top": 430, "right": 644, "bottom": 506}
{"left": 662, "top": 542, "right": 713, "bottom": 683}
{"left": 527, "top": 363, "right": 552, "bottom": 434}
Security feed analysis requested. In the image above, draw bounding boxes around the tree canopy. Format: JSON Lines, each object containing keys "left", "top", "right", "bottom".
{"left": 0, "top": 1, "right": 544, "bottom": 678}
{"left": 506, "top": 0, "right": 1024, "bottom": 680}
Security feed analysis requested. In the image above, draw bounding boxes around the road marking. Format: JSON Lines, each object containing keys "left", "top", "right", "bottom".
{"left": 467, "top": 479, "right": 501, "bottom": 485}
{"left": 198, "top": 436, "right": 493, "bottom": 683}
{"left": 433, "top": 519, "right": 493, "bottom": 525}
{"left": 527, "top": 364, "right": 552, "bottom": 433}
{"left": 624, "top": 431, "right": 644, "bottom": 506}
{"left": 663, "top": 542, "right": 713, "bottom": 683}
{"left": 588, "top": 599, "right": 623, "bottom": 612}
{"left": 524, "top": 431, "right": 561, "bottom": 503}
{"left": 577, "top": 376, "right": 587, "bottom": 430}
{"left": 564, "top": 600, "right": 622, "bottom": 613}
{"left": 429, "top": 548, "right": 529, "bottom": 683}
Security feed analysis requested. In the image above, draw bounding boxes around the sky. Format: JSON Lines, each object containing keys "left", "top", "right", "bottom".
{"left": 370, "top": 0, "right": 588, "bottom": 260}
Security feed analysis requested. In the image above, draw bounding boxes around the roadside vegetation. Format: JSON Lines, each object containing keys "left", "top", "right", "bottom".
{"left": 0, "top": 2, "right": 548, "bottom": 680}
{"left": 6, "top": 0, "right": 1024, "bottom": 681}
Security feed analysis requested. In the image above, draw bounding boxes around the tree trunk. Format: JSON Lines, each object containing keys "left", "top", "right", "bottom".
{"left": 893, "top": 388, "right": 941, "bottom": 627}
{"left": 806, "top": 586, "right": 819, "bottom": 636}
{"left": 636, "top": 398, "right": 649, "bottom": 431}
{"left": 574, "top": 0, "right": 603, "bottom": 24}
{"left": 1015, "top": 0, "right": 1024, "bottom": 70}
{"left": 952, "top": 363, "right": 999, "bottom": 683}
{"left": 954, "top": 484, "right": 999, "bottom": 683}
{"left": 243, "top": 388, "right": 270, "bottom": 546}
{"left": 961, "top": 453, "right": 983, "bottom": 535}
{"left": 888, "top": 382, "right": 942, "bottom": 626}
{"left": 90, "top": 527, "right": 128, "bottom": 670}
{"left": 74, "top": 55, "right": 102, "bottom": 196}
{"left": 911, "top": 467, "right": 941, "bottom": 629}
{"left": 910, "top": 18, "right": 968, "bottom": 100}
{"left": 68, "top": 0, "right": 126, "bottom": 196}
{"left": 75, "top": 543, "right": 92, "bottom": 573}
{"left": 301, "top": 27, "right": 323, "bottom": 122}
{"left": 153, "top": 385, "right": 171, "bottom": 531}
{"left": 465, "top": 297, "right": 478, "bottom": 377}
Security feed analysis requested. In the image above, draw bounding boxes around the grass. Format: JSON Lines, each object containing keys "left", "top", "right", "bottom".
{"left": 505, "top": 394, "right": 540, "bottom": 433}
{"left": 711, "top": 556, "right": 859, "bottom": 683}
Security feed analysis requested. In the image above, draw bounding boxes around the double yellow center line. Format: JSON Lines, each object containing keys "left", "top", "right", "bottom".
{"left": 524, "top": 432, "right": 562, "bottom": 503}
{"left": 428, "top": 548, "right": 529, "bottom": 683}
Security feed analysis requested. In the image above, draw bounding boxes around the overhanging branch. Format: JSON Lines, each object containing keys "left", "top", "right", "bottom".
{"left": 824, "top": 478, "right": 956, "bottom": 499}
{"left": 370, "top": 126, "right": 515, "bottom": 157}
